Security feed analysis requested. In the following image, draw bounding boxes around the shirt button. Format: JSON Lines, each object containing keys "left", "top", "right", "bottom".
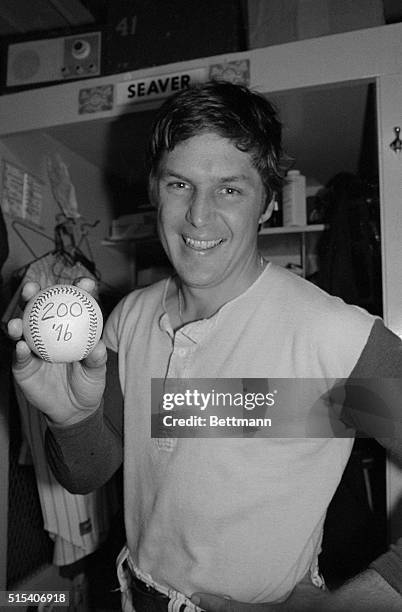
{"left": 178, "top": 348, "right": 186, "bottom": 357}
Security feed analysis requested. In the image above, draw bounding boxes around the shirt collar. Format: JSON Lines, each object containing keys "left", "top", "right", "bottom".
{"left": 157, "top": 263, "right": 272, "bottom": 340}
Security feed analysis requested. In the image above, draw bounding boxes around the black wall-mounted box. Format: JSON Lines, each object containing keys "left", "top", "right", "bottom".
{"left": 0, "top": 0, "right": 247, "bottom": 95}
{"left": 103, "top": 0, "right": 247, "bottom": 76}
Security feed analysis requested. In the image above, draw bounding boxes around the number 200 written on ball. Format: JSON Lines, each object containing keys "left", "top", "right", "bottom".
{"left": 22, "top": 284, "right": 103, "bottom": 363}
{"left": 42, "top": 300, "right": 83, "bottom": 342}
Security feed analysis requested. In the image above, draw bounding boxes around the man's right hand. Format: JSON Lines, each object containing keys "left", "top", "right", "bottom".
{"left": 7, "top": 278, "right": 107, "bottom": 427}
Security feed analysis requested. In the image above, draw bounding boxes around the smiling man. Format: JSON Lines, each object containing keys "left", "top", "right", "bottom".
{"left": 9, "top": 82, "right": 402, "bottom": 612}
{"left": 154, "top": 131, "right": 270, "bottom": 324}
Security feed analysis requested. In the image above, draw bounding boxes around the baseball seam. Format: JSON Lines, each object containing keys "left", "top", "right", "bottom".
{"left": 28, "top": 286, "right": 100, "bottom": 362}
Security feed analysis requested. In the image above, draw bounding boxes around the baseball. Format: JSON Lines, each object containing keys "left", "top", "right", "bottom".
{"left": 22, "top": 284, "right": 103, "bottom": 363}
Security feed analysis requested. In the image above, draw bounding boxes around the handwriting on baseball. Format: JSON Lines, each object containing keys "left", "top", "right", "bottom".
{"left": 41, "top": 301, "right": 83, "bottom": 321}
{"left": 41, "top": 301, "right": 84, "bottom": 343}
{"left": 52, "top": 322, "right": 72, "bottom": 342}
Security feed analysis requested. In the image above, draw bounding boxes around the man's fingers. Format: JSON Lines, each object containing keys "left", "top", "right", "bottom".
{"left": 20, "top": 279, "right": 96, "bottom": 300}
{"left": 21, "top": 281, "right": 41, "bottom": 302}
{"left": 13, "top": 340, "right": 35, "bottom": 371}
{"left": 74, "top": 277, "right": 97, "bottom": 295}
{"left": 191, "top": 594, "right": 237, "bottom": 612}
{"left": 8, "top": 318, "right": 23, "bottom": 340}
{"left": 9, "top": 320, "right": 40, "bottom": 376}
{"left": 191, "top": 594, "right": 223, "bottom": 612}
{"left": 191, "top": 594, "right": 272, "bottom": 612}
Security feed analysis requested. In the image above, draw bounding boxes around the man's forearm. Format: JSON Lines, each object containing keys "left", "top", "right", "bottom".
{"left": 325, "top": 568, "right": 401, "bottom": 612}
{"left": 45, "top": 348, "right": 123, "bottom": 493}
{"left": 192, "top": 563, "right": 402, "bottom": 612}
{"left": 280, "top": 568, "right": 401, "bottom": 612}
{"left": 45, "top": 402, "right": 123, "bottom": 493}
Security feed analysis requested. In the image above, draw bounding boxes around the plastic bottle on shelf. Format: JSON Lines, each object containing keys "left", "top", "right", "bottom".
{"left": 282, "top": 169, "right": 306, "bottom": 226}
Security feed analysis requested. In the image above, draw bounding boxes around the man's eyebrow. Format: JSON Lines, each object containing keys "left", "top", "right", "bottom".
{"left": 160, "top": 169, "right": 188, "bottom": 180}
{"left": 159, "top": 170, "right": 252, "bottom": 183}
{"left": 218, "top": 174, "right": 251, "bottom": 183}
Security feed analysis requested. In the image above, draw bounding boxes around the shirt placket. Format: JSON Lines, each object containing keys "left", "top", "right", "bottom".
{"left": 167, "top": 329, "right": 196, "bottom": 378}
{"left": 155, "top": 328, "right": 197, "bottom": 451}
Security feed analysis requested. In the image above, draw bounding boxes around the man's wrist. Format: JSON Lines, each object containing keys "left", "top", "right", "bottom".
{"left": 46, "top": 403, "right": 102, "bottom": 430}
{"left": 280, "top": 583, "right": 333, "bottom": 612}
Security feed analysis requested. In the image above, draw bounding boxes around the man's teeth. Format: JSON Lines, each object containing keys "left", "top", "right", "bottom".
{"left": 185, "top": 237, "right": 223, "bottom": 250}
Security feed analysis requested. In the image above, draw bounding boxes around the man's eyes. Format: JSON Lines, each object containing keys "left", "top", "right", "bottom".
{"left": 221, "top": 186, "right": 241, "bottom": 195}
{"left": 168, "top": 181, "right": 189, "bottom": 190}
{"left": 165, "top": 182, "right": 242, "bottom": 195}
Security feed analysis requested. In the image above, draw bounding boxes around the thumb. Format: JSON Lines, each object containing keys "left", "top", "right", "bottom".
{"left": 81, "top": 340, "right": 107, "bottom": 370}
{"left": 77, "top": 341, "right": 107, "bottom": 392}
{"left": 191, "top": 594, "right": 235, "bottom": 612}
{"left": 191, "top": 594, "right": 276, "bottom": 612}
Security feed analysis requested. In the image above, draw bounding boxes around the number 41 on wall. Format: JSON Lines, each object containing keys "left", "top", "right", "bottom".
{"left": 115, "top": 15, "right": 137, "bottom": 37}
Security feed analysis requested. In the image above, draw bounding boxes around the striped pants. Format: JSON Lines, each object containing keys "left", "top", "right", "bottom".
{"left": 117, "top": 546, "right": 202, "bottom": 612}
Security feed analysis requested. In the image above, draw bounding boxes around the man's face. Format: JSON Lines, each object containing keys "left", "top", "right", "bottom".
{"left": 154, "top": 132, "right": 266, "bottom": 290}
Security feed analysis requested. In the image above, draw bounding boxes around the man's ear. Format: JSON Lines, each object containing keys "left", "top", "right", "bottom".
{"left": 258, "top": 195, "right": 276, "bottom": 225}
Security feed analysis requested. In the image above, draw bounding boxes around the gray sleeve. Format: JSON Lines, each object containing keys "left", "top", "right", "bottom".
{"left": 350, "top": 319, "right": 402, "bottom": 378}
{"left": 45, "top": 348, "right": 123, "bottom": 494}
{"left": 342, "top": 319, "right": 402, "bottom": 461}
{"left": 370, "top": 538, "right": 402, "bottom": 595}
{"left": 345, "top": 321, "right": 402, "bottom": 594}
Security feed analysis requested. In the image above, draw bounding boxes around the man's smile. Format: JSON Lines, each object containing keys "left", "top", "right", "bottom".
{"left": 183, "top": 236, "right": 225, "bottom": 251}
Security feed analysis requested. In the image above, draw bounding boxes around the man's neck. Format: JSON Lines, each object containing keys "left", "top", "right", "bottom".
{"left": 173, "top": 256, "right": 267, "bottom": 326}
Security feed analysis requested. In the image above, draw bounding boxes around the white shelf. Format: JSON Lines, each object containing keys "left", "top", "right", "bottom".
{"left": 258, "top": 224, "right": 326, "bottom": 278}
{"left": 101, "top": 235, "right": 159, "bottom": 246}
{"left": 258, "top": 224, "right": 326, "bottom": 235}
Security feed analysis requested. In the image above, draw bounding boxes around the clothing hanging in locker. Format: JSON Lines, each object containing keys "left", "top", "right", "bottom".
{"left": 5, "top": 251, "right": 117, "bottom": 566}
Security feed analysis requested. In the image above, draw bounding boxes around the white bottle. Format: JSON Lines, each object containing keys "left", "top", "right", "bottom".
{"left": 282, "top": 170, "right": 306, "bottom": 226}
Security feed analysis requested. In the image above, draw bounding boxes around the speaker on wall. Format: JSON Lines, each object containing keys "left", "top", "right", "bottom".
{"left": 5, "top": 31, "right": 101, "bottom": 89}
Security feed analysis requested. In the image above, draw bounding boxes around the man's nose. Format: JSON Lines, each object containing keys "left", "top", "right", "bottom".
{"left": 186, "top": 190, "right": 215, "bottom": 227}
